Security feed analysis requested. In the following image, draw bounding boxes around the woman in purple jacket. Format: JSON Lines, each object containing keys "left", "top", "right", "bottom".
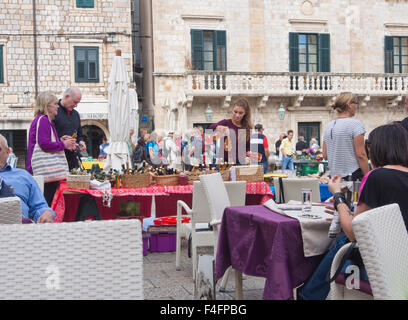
{"left": 27, "top": 92, "right": 76, "bottom": 206}
{"left": 209, "top": 98, "right": 253, "bottom": 165}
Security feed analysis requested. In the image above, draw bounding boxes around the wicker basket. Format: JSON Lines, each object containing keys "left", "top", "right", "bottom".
{"left": 209, "top": 169, "right": 230, "bottom": 182}
{"left": 121, "top": 173, "right": 152, "bottom": 188}
{"left": 235, "top": 165, "right": 263, "bottom": 182}
{"left": 185, "top": 169, "right": 230, "bottom": 184}
{"left": 154, "top": 174, "right": 180, "bottom": 186}
{"left": 66, "top": 174, "right": 91, "bottom": 189}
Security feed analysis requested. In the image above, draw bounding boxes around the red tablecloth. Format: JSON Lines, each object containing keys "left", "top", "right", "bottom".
{"left": 52, "top": 181, "right": 274, "bottom": 223}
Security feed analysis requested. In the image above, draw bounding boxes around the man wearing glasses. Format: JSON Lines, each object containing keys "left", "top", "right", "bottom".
{"left": 54, "top": 87, "right": 87, "bottom": 170}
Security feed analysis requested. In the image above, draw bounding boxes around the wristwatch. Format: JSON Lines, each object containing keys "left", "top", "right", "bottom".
{"left": 333, "top": 192, "right": 350, "bottom": 211}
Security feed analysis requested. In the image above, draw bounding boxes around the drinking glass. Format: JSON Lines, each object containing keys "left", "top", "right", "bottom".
{"left": 301, "top": 188, "right": 312, "bottom": 214}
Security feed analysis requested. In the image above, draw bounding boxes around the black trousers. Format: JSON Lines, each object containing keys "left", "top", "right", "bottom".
{"left": 44, "top": 181, "right": 60, "bottom": 207}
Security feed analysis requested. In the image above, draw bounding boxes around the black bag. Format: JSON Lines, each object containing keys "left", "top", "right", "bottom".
{"left": 328, "top": 241, "right": 365, "bottom": 283}
{"left": 132, "top": 146, "right": 145, "bottom": 164}
{"left": 0, "top": 177, "right": 14, "bottom": 198}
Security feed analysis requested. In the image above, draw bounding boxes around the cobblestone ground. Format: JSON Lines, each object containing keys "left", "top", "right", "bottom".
{"left": 143, "top": 239, "right": 266, "bottom": 300}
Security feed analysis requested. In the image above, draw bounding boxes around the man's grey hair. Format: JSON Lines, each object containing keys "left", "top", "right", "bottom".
{"left": 298, "top": 136, "right": 304, "bottom": 141}
{"left": 0, "top": 134, "right": 8, "bottom": 148}
{"left": 63, "top": 87, "right": 81, "bottom": 97}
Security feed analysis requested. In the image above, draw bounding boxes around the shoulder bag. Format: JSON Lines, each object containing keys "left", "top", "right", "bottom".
{"left": 31, "top": 115, "right": 69, "bottom": 183}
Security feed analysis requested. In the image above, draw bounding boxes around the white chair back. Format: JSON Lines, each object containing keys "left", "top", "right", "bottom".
{"left": 192, "top": 181, "right": 246, "bottom": 225}
{"left": 352, "top": 203, "right": 408, "bottom": 300}
{"left": 0, "top": 197, "right": 22, "bottom": 224}
{"left": 33, "top": 175, "right": 45, "bottom": 194}
{"left": 199, "top": 173, "right": 231, "bottom": 223}
{"left": 0, "top": 219, "right": 144, "bottom": 299}
{"left": 274, "top": 177, "right": 321, "bottom": 203}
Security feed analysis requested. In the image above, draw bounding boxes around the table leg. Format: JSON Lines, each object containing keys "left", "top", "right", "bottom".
{"left": 234, "top": 269, "right": 243, "bottom": 300}
{"left": 151, "top": 195, "right": 156, "bottom": 218}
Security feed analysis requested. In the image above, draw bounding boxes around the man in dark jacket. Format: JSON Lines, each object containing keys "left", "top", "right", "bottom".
{"left": 54, "top": 87, "right": 87, "bottom": 170}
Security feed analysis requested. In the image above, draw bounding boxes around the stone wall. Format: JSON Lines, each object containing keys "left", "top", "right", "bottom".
{"left": 150, "top": 0, "right": 408, "bottom": 142}
{"left": 0, "top": 0, "right": 133, "bottom": 131}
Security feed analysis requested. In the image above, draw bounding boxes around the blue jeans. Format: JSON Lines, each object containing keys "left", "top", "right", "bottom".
{"left": 297, "top": 235, "right": 349, "bottom": 300}
{"left": 260, "top": 161, "right": 269, "bottom": 174}
{"left": 281, "top": 155, "right": 294, "bottom": 171}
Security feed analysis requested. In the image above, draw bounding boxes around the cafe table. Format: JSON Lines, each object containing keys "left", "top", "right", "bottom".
{"left": 215, "top": 205, "right": 325, "bottom": 300}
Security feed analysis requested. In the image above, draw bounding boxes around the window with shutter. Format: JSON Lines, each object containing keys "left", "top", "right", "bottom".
{"left": 76, "top": 0, "right": 94, "bottom": 8}
{"left": 289, "top": 32, "right": 330, "bottom": 72}
{"left": 388, "top": 36, "right": 408, "bottom": 73}
{"left": 190, "top": 29, "right": 227, "bottom": 71}
{"left": 0, "top": 45, "right": 3, "bottom": 83}
{"left": 384, "top": 36, "right": 394, "bottom": 73}
{"left": 74, "top": 47, "right": 99, "bottom": 82}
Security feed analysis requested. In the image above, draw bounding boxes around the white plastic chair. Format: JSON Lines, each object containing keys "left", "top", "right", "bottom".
{"left": 32, "top": 175, "right": 44, "bottom": 194}
{"left": 176, "top": 180, "right": 246, "bottom": 282}
{"left": 0, "top": 219, "right": 144, "bottom": 299}
{"left": 328, "top": 203, "right": 408, "bottom": 300}
{"left": 274, "top": 177, "right": 320, "bottom": 203}
{"left": 199, "top": 173, "right": 246, "bottom": 291}
{"left": 0, "top": 197, "right": 22, "bottom": 225}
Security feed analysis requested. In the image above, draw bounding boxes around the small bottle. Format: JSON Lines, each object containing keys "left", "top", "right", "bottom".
{"left": 328, "top": 210, "right": 341, "bottom": 238}
{"left": 179, "top": 171, "right": 187, "bottom": 186}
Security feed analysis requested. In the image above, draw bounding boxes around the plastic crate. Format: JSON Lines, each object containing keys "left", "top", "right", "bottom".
{"left": 149, "top": 231, "right": 177, "bottom": 252}
{"left": 302, "top": 163, "right": 319, "bottom": 175}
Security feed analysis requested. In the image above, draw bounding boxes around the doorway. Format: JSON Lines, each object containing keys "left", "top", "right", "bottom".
{"left": 81, "top": 125, "right": 106, "bottom": 159}
{"left": 298, "top": 122, "right": 321, "bottom": 148}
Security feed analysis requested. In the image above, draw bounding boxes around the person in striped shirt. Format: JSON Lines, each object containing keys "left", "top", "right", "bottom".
{"left": 323, "top": 92, "right": 369, "bottom": 180}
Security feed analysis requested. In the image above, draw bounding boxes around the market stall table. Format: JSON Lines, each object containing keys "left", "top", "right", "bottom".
{"left": 52, "top": 181, "right": 274, "bottom": 223}
{"left": 215, "top": 205, "right": 325, "bottom": 300}
{"left": 269, "top": 184, "right": 332, "bottom": 202}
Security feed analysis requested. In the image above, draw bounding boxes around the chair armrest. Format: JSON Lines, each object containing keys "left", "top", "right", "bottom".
{"left": 177, "top": 200, "right": 192, "bottom": 222}
{"left": 329, "top": 241, "right": 358, "bottom": 283}
{"left": 209, "top": 219, "right": 221, "bottom": 227}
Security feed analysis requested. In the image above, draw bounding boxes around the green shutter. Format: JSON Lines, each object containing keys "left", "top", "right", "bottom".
{"left": 191, "top": 29, "right": 204, "bottom": 70}
{"left": 289, "top": 32, "right": 299, "bottom": 72}
{"left": 77, "top": 0, "right": 94, "bottom": 8}
{"left": 385, "top": 36, "right": 394, "bottom": 73}
{"left": 214, "top": 30, "right": 227, "bottom": 71}
{"left": 75, "top": 47, "right": 99, "bottom": 82}
{"left": 0, "top": 45, "right": 3, "bottom": 83}
{"left": 318, "top": 34, "right": 330, "bottom": 72}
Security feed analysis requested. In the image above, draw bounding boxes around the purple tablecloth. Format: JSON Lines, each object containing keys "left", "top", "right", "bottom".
{"left": 215, "top": 205, "right": 324, "bottom": 300}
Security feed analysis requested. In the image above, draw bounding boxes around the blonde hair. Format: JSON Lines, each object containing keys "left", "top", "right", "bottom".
{"left": 332, "top": 92, "right": 358, "bottom": 113}
{"left": 35, "top": 92, "right": 58, "bottom": 117}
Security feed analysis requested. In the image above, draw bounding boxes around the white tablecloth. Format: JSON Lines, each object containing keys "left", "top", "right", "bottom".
{"left": 264, "top": 199, "right": 335, "bottom": 257}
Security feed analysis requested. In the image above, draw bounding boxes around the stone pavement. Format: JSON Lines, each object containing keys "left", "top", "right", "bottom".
{"left": 143, "top": 238, "right": 266, "bottom": 300}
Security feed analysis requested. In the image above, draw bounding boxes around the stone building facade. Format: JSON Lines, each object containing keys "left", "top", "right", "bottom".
{"left": 0, "top": 0, "right": 134, "bottom": 166}
{"left": 142, "top": 0, "right": 408, "bottom": 150}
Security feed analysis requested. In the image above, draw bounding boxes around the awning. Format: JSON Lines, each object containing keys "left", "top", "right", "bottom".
{"left": 76, "top": 98, "right": 108, "bottom": 120}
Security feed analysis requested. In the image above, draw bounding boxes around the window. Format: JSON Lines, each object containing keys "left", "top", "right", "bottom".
{"left": 289, "top": 33, "right": 330, "bottom": 72}
{"left": 191, "top": 30, "right": 227, "bottom": 71}
{"left": 298, "top": 122, "right": 321, "bottom": 147}
{"left": 74, "top": 47, "right": 99, "bottom": 83}
{"left": 0, "top": 45, "right": 3, "bottom": 83}
{"left": 76, "top": 0, "right": 94, "bottom": 8}
{"left": 385, "top": 36, "right": 408, "bottom": 73}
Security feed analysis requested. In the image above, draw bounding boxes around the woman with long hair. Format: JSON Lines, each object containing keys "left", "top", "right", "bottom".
{"left": 323, "top": 92, "right": 369, "bottom": 180}
{"left": 209, "top": 98, "right": 253, "bottom": 165}
{"left": 298, "top": 122, "right": 408, "bottom": 300}
{"left": 27, "top": 92, "right": 76, "bottom": 206}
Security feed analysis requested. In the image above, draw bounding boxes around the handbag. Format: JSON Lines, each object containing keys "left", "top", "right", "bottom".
{"left": 31, "top": 115, "right": 69, "bottom": 183}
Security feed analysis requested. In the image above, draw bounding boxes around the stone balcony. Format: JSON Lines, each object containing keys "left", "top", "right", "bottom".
{"left": 172, "top": 71, "right": 406, "bottom": 108}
